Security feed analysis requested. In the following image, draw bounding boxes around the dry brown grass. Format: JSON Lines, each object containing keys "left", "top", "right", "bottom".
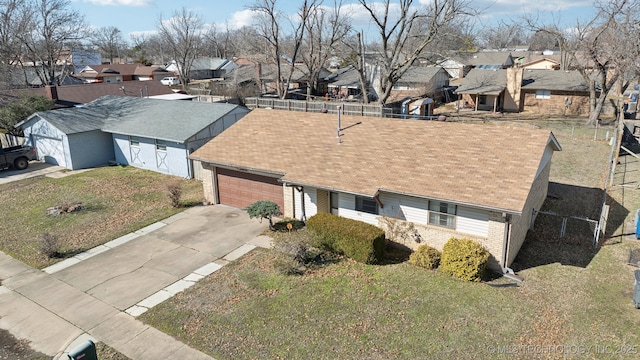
{"left": 0, "top": 166, "right": 203, "bottom": 268}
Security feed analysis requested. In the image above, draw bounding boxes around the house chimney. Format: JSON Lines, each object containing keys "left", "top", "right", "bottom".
{"left": 44, "top": 85, "right": 58, "bottom": 101}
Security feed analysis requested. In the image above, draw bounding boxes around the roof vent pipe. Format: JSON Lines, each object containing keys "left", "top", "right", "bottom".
{"left": 336, "top": 105, "right": 342, "bottom": 144}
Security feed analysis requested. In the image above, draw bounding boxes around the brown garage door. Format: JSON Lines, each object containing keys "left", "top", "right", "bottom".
{"left": 216, "top": 167, "right": 284, "bottom": 210}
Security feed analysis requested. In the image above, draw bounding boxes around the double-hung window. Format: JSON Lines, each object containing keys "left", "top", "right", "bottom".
{"left": 428, "top": 201, "right": 456, "bottom": 228}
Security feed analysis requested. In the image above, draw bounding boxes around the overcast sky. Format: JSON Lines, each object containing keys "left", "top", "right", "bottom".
{"left": 70, "top": 0, "right": 598, "bottom": 41}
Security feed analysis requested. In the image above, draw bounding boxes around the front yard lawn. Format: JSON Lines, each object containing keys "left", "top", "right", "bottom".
{"left": 0, "top": 166, "right": 202, "bottom": 269}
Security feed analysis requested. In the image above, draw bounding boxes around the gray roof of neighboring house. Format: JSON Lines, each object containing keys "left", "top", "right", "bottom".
{"left": 191, "top": 58, "right": 230, "bottom": 71}
{"left": 457, "top": 52, "right": 514, "bottom": 67}
{"left": 520, "top": 69, "right": 589, "bottom": 91}
{"left": 20, "top": 95, "right": 247, "bottom": 142}
{"left": 326, "top": 66, "right": 361, "bottom": 88}
{"left": 222, "top": 65, "right": 257, "bottom": 84}
{"left": 455, "top": 69, "right": 507, "bottom": 95}
{"left": 396, "top": 66, "right": 447, "bottom": 84}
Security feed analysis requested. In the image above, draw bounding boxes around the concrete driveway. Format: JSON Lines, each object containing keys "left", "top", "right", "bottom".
{"left": 0, "top": 161, "right": 64, "bottom": 185}
{"left": 51, "top": 205, "right": 268, "bottom": 310}
{"left": 0, "top": 204, "right": 270, "bottom": 358}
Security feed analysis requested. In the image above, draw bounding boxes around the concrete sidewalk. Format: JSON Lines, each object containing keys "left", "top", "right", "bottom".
{"left": 0, "top": 205, "right": 271, "bottom": 359}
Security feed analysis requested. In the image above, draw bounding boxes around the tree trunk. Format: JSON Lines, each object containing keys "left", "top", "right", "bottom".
{"left": 587, "top": 95, "right": 607, "bottom": 126}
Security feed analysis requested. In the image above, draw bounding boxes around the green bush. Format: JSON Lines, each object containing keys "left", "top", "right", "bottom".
{"left": 305, "top": 213, "right": 385, "bottom": 264}
{"left": 440, "top": 237, "right": 489, "bottom": 282}
{"left": 245, "top": 200, "right": 281, "bottom": 230}
{"left": 409, "top": 245, "right": 441, "bottom": 269}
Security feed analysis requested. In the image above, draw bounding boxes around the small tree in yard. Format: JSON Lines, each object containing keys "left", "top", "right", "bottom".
{"left": 39, "top": 232, "right": 61, "bottom": 258}
{"left": 245, "top": 200, "right": 281, "bottom": 230}
{"left": 167, "top": 182, "right": 182, "bottom": 208}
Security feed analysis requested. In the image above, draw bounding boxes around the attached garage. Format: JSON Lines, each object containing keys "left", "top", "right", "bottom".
{"left": 31, "top": 134, "right": 66, "bottom": 167}
{"left": 216, "top": 167, "right": 284, "bottom": 210}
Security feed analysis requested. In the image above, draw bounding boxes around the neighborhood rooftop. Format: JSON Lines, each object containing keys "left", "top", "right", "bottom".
{"left": 455, "top": 69, "right": 508, "bottom": 95}
{"left": 190, "top": 108, "right": 560, "bottom": 214}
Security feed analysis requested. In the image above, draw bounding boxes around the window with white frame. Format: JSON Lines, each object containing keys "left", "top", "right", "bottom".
{"left": 535, "top": 90, "right": 551, "bottom": 99}
{"left": 129, "top": 136, "right": 140, "bottom": 147}
{"left": 355, "top": 196, "right": 378, "bottom": 215}
{"left": 428, "top": 201, "right": 456, "bottom": 228}
{"left": 155, "top": 139, "right": 167, "bottom": 151}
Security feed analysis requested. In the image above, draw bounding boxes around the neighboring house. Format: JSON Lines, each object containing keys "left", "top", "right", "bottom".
{"left": 518, "top": 57, "right": 561, "bottom": 70}
{"left": 210, "top": 64, "right": 261, "bottom": 98}
{"left": 455, "top": 68, "right": 593, "bottom": 115}
{"left": 190, "top": 109, "right": 561, "bottom": 270}
{"left": 386, "top": 66, "right": 450, "bottom": 104}
{"left": 74, "top": 64, "right": 172, "bottom": 83}
{"left": 165, "top": 58, "right": 237, "bottom": 81}
{"left": 455, "top": 69, "right": 509, "bottom": 112}
{"left": 326, "top": 66, "right": 365, "bottom": 99}
{"left": 436, "top": 58, "right": 467, "bottom": 79}
{"left": 17, "top": 96, "right": 249, "bottom": 178}
{"left": 520, "top": 69, "right": 591, "bottom": 115}
{"left": 258, "top": 63, "right": 332, "bottom": 97}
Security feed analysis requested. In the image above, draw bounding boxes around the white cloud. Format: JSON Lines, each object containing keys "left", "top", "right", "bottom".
{"left": 224, "top": 9, "right": 259, "bottom": 30}
{"left": 80, "top": 0, "right": 153, "bottom": 6}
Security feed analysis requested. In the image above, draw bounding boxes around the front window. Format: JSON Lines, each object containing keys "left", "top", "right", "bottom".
{"left": 129, "top": 136, "right": 140, "bottom": 147}
{"left": 155, "top": 139, "right": 167, "bottom": 151}
{"left": 428, "top": 201, "right": 456, "bottom": 228}
{"left": 355, "top": 196, "right": 378, "bottom": 215}
{"left": 535, "top": 90, "right": 551, "bottom": 99}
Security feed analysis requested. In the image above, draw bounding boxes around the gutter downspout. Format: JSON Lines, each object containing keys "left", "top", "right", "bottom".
{"left": 501, "top": 213, "right": 523, "bottom": 281}
{"left": 299, "top": 186, "right": 307, "bottom": 221}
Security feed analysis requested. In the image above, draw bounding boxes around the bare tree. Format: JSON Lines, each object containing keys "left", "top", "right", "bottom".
{"left": 528, "top": 29, "right": 559, "bottom": 52}
{"left": 477, "top": 23, "right": 527, "bottom": 50}
{"left": 300, "top": 0, "right": 350, "bottom": 99}
{"left": 18, "top": 0, "right": 87, "bottom": 85}
{"left": 0, "top": 0, "right": 32, "bottom": 88}
{"left": 157, "top": 7, "right": 205, "bottom": 88}
{"left": 129, "top": 33, "right": 152, "bottom": 65}
{"left": 90, "top": 26, "right": 124, "bottom": 64}
{"left": 525, "top": 0, "right": 640, "bottom": 125}
{"left": 251, "top": 0, "right": 318, "bottom": 99}
{"left": 338, "top": 32, "right": 372, "bottom": 102}
{"left": 358, "top": 0, "right": 472, "bottom": 104}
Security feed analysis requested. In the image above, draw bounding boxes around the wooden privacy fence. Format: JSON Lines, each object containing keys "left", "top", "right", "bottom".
{"left": 245, "top": 97, "right": 392, "bottom": 117}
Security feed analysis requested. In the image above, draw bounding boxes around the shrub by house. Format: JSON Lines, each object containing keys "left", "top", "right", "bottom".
{"left": 306, "top": 213, "right": 385, "bottom": 264}
{"left": 440, "top": 237, "right": 489, "bottom": 282}
{"left": 409, "top": 245, "right": 441, "bottom": 269}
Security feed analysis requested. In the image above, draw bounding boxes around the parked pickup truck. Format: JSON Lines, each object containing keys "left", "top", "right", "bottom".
{"left": 0, "top": 145, "right": 37, "bottom": 170}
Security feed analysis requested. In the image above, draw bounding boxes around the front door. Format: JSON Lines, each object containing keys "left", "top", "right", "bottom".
{"left": 330, "top": 192, "right": 339, "bottom": 215}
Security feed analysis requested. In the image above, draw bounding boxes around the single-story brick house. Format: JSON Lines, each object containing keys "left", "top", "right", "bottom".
{"left": 190, "top": 109, "right": 561, "bottom": 270}
{"left": 455, "top": 68, "right": 594, "bottom": 115}
{"left": 520, "top": 69, "right": 591, "bottom": 116}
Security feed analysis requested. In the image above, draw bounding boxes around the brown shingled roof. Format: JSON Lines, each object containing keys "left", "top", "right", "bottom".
{"left": 190, "top": 109, "right": 560, "bottom": 214}
{"left": 55, "top": 81, "right": 173, "bottom": 105}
